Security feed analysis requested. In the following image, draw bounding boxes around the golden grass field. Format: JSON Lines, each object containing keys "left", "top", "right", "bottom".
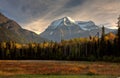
{"left": 0, "top": 60, "right": 120, "bottom": 76}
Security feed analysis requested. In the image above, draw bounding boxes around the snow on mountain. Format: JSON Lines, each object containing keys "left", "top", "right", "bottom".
{"left": 40, "top": 16, "right": 115, "bottom": 42}
{"left": 76, "top": 21, "right": 99, "bottom": 31}
{"left": 48, "top": 16, "right": 76, "bottom": 29}
{"left": 48, "top": 17, "right": 98, "bottom": 31}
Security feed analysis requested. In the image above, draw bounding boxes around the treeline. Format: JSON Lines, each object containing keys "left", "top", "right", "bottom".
{"left": 0, "top": 26, "right": 120, "bottom": 62}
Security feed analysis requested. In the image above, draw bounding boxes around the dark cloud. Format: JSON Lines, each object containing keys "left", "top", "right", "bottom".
{"left": 64, "top": 0, "right": 87, "bottom": 8}
{"left": 0, "top": 0, "right": 59, "bottom": 23}
{"left": 0, "top": 0, "right": 120, "bottom": 34}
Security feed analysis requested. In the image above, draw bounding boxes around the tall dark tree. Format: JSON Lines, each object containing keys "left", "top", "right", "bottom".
{"left": 101, "top": 26, "right": 105, "bottom": 41}
{"left": 117, "top": 15, "right": 120, "bottom": 56}
{"left": 100, "top": 26, "right": 106, "bottom": 57}
{"left": 117, "top": 15, "right": 120, "bottom": 41}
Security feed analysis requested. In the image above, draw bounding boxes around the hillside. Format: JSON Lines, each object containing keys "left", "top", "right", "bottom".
{"left": 0, "top": 13, "right": 46, "bottom": 43}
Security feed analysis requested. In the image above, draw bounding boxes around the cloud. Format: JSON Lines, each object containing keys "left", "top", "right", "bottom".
{"left": 0, "top": 0, "right": 120, "bottom": 34}
{"left": 63, "top": 0, "right": 87, "bottom": 8}
{"left": 68, "top": 0, "right": 120, "bottom": 26}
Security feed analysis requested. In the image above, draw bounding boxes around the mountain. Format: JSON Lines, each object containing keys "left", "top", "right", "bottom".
{"left": 0, "top": 13, "right": 45, "bottom": 43}
{"left": 40, "top": 16, "right": 116, "bottom": 42}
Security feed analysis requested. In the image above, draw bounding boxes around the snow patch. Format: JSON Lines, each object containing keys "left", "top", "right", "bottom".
{"left": 76, "top": 21, "right": 98, "bottom": 31}
{"left": 50, "top": 31, "right": 53, "bottom": 35}
{"left": 51, "top": 20, "right": 63, "bottom": 29}
{"left": 63, "top": 16, "right": 75, "bottom": 23}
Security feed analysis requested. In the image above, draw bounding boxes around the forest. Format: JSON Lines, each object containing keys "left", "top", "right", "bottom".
{"left": 0, "top": 26, "right": 120, "bottom": 62}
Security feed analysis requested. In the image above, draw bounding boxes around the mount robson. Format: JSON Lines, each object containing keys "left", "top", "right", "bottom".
{"left": 40, "top": 17, "right": 116, "bottom": 42}
{"left": 0, "top": 13, "right": 116, "bottom": 43}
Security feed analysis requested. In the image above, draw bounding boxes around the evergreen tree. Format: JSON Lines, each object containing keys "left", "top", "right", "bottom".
{"left": 101, "top": 26, "right": 105, "bottom": 41}
{"left": 117, "top": 15, "right": 120, "bottom": 56}
{"left": 100, "top": 26, "right": 106, "bottom": 57}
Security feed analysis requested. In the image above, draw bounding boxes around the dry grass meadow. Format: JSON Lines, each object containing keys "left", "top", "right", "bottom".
{"left": 0, "top": 60, "right": 120, "bottom": 77}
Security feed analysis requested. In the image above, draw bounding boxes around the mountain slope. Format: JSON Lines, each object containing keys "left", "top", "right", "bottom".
{"left": 0, "top": 13, "right": 45, "bottom": 43}
{"left": 40, "top": 17, "right": 115, "bottom": 42}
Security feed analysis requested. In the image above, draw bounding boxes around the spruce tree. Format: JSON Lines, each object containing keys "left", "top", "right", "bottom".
{"left": 117, "top": 15, "right": 120, "bottom": 56}
{"left": 100, "top": 26, "right": 106, "bottom": 57}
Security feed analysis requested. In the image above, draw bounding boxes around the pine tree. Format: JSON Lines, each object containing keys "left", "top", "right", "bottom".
{"left": 100, "top": 26, "right": 106, "bottom": 57}
{"left": 101, "top": 26, "right": 105, "bottom": 41}
{"left": 117, "top": 15, "right": 120, "bottom": 56}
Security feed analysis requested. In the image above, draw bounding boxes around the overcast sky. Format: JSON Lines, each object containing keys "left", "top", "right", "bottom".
{"left": 0, "top": 0, "right": 120, "bottom": 34}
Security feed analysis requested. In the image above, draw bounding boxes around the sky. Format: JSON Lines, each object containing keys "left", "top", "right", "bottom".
{"left": 0, "top": 0, "right": 120, "bottom": 34}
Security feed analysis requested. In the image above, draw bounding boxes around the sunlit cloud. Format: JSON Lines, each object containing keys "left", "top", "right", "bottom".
{"left": 23, "top": 19, "right": 50, "bottom": 34}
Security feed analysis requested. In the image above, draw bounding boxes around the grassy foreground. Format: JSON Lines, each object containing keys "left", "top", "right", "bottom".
{"left": 0, "top": 60, "right": 120, "bottom": 76}
{"left": 0, "top": 75, "right": 117, "bottom": 78}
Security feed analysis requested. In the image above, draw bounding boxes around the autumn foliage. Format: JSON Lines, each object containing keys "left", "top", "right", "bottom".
{"left": 0, "top": 17, "right": 120, "bottom": 62}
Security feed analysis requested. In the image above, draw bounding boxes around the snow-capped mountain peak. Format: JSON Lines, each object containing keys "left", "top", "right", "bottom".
{"left": 48, "top": 16, "right": 76, "bottom": 29}
{"left": 40, "top": 16, "right": 115, "bottom": 42}
{"left": 62, "top": 16, "right": 75, "bottom": 24}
